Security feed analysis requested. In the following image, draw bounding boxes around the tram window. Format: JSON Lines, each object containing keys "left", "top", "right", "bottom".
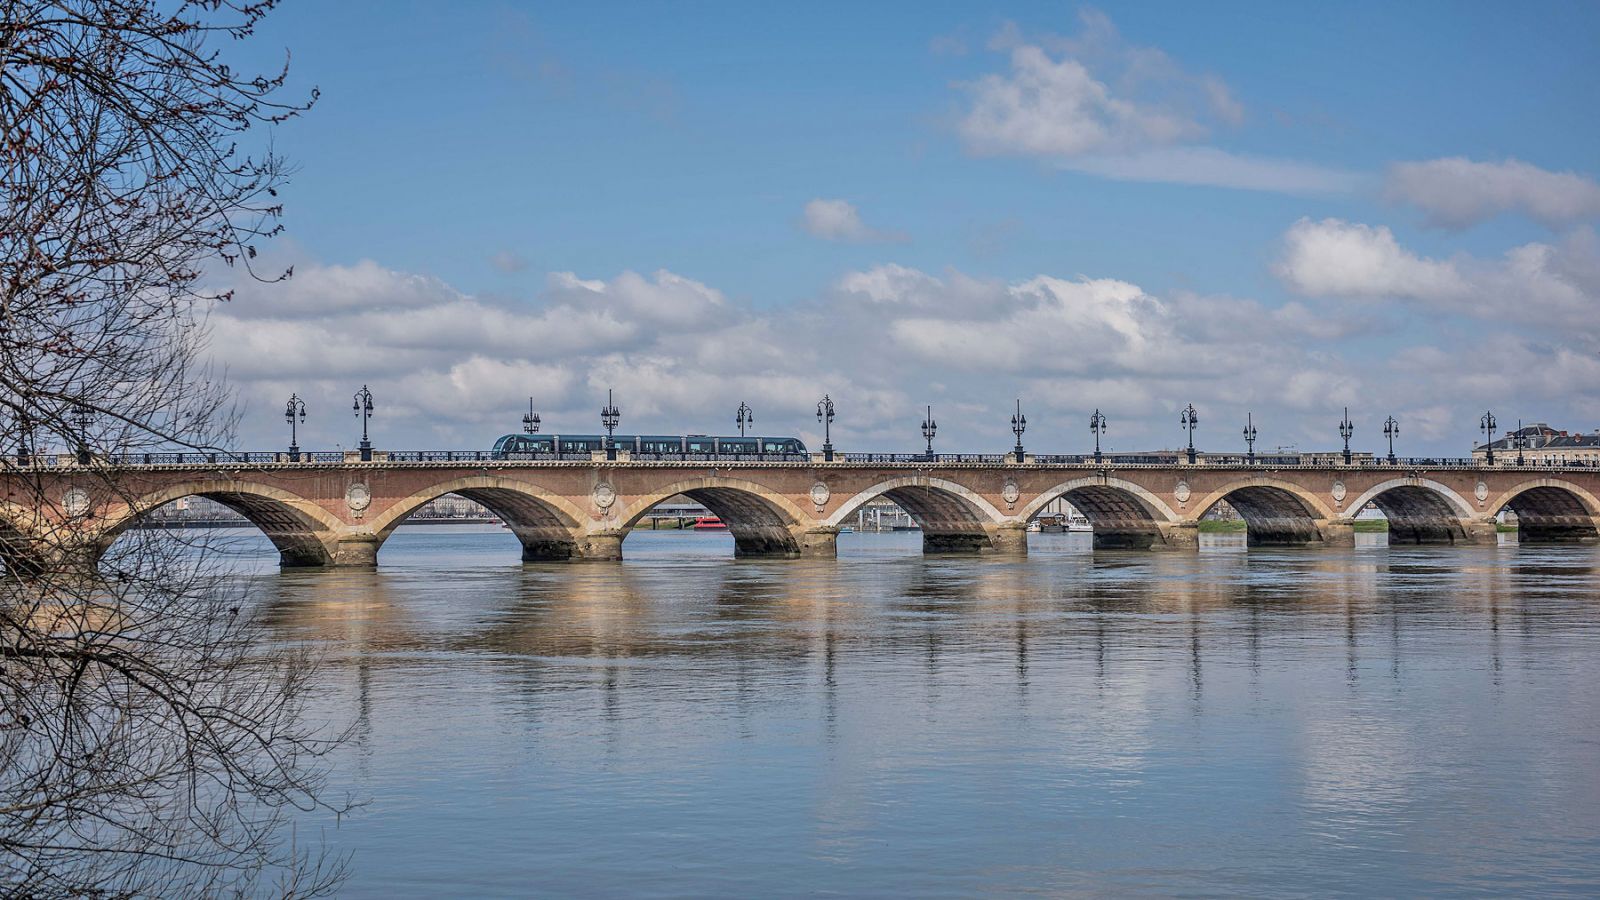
{"left": 720, "top": 438, "right": 758, "bottom": 453}
{"left": 685, "top": 439, "right": 715, "bottom": 453}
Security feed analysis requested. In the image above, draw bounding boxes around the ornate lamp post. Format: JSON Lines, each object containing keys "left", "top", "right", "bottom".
{"left": 522, "top": 397, "right": 542, "bottom": 435}
{"left": 352, "top": 385, "right": 375, "bottom": 462}
{"left": 1090, "top": 409, "right": 1106, "bottom": 464}
{"left": 1383, "top": 415, "right": 1399, "bottom": 464}
{"left": 1338, "top": 407, "right": 1354, "bottom": 465}
{"left": 1513, "top": 418, "right": 1526, "bottom": 466}
{"left": 1010, "top": 399, "right": 1027, "bottom": 463}
{"left": 817, "top": 395, "right": 835, "bottom": 462}
{"left": 600, "top": 389, "right": 620, "bottom": 461}
{"left": 14, "top": 409, "right": 31, "bottom": 466}
{"left": 1180, "top": 403, "right": 1198, "bottom": 465}
{"left": 921, "top": 405, "right": 938, "bottom": 461}
{"left": 73, "top": 402, "right": 95, "bottom": 466}
{"left": 1243, "top": 412, "right": 1258, "bottom": 463}
{"left": 285, "top": 394, "right": 306, "bottom": 462}
{"left": 736, "top": 401, "right": 753, "bottom": 437}
{"left": 1480, "top": 410, "right": 1497, "bottom": 465}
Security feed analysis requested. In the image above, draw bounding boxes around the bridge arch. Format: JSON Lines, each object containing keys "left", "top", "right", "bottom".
{"left": 1343, "top": 478, "right": 1476, "bottom": 544}
{"left": 1191, "top": 477, "right": 1337, "bottom": 547}
{"left": 370, "top": 475, "right": 589, "bottom": 561}
{"left": 102, "top": 480, "right": 347, "bottom": 568}
{"left": 827, "top": 476, "right": 1008, "bottom": 554}
{"left": 1016, "top": 476, "right": 1179, "bottom": 550}
{"left": 1496, "top": 479, "right": 1600, "bottom": 544}
{"left": 617, "top": 475, "right": 812, "bottom": 558}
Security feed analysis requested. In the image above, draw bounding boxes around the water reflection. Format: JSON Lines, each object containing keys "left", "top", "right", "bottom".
{"left": 234, "top": 527, "right": 1600, "bottom": 897}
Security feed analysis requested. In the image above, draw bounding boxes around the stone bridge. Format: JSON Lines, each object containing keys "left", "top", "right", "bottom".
{"left": 3, "top": 460, "right": 1598, "bottom": 572}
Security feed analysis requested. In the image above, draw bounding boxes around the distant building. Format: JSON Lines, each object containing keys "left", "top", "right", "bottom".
{"left": 1473, "top": 423, "right": 1600, "bottom": 466}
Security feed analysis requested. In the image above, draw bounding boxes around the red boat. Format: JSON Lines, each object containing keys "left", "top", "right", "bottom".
{"left": 692, "top": 516, "right": 726, "bottom": 530}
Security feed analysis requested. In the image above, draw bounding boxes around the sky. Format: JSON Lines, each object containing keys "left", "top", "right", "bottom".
{"left": 208, "top": 1, "right": 1600, "bottom": 456}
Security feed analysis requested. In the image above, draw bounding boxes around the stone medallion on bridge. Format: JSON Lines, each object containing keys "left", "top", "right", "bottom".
{"left": 1001, "top": 478, "right": 1020, "bottom": 509}
{"left": 63, "top": 487, "right": 91, "bottom": 518}
{"left": 1475, "top": 481, "right": 1489, "bottom": 503}
{"left": 809, "top": 481, "right": 830, "bottom": 509}
{"left": 592, "top": 482, "right": 617, "bottom": 511}
{"left": 1331, "top": 480, "right": 1347, "bottom": 503}
{"left": 1174, "top": 480, "right": 1191, "bottom": 504}
{"left": 345, "top": 482, "right": 372, "bottom": 517}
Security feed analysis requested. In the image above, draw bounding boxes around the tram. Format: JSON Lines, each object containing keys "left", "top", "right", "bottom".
{"left": 491, "top": 433, "right": 808, "bottom": 458}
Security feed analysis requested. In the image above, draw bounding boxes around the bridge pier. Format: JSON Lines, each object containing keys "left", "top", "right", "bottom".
{"left": 1151, "top": 522, "right": 1198, "bottom": 551}
{"left": 1314, "top": 520, "right": 1355, "bottom": 547}
{"left": 793, "top": 527, "right": 839, "bottom": 558}
{"left": 332, "top": 536, "right": 379, "bottom": 568}
{"left": 985, "top": 523, "right": 1029, "bottom": 557}
{"left": 574, "top": 531, "right": 625, "bottom": 561}
{"left": 520, "top": 538, "right": 577, "bottom": 561}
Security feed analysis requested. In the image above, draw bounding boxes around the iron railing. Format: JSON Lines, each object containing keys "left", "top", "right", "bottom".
{"left": 7, "top": 449, "right": 1599, "bottom": 470}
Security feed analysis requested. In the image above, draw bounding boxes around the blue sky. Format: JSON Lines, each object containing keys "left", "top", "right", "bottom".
{"left": 213, "top": 1, "right": 1600, "bottom": 455}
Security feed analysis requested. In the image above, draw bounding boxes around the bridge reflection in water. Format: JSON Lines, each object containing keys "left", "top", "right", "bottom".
{"left": 249, "top": 528, "right": 1600, "bottom": 895}
{"left": 5, "top": 459, "right": 1600, "bottom": 573}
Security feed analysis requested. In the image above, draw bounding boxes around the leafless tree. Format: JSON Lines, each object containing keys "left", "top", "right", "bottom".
{"left": 0, "top": 2, "right": 348, "bottom": 895}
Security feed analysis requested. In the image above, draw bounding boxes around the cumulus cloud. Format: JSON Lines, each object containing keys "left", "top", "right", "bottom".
{"left": 800, "top": 199, "right": 902, "bottom": 243}
{"left": 1275, "top": 218, "right": 1600, "bottom": 328}
{"left": 205, "top": 252, "right": 1600, "bottom": 457}
{"left": 953, "top": 9, "right": 1354, "bottom": 194}
{"left": 1275, "top": 218, "right": 1466, "bottom": 300}
{"left": 1385, "top": 158, "right": 1600, "bottom": 229}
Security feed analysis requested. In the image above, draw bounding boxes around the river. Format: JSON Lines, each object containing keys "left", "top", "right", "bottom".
{"left": 212, "top": 526, "right": 1600, "bottom": 897}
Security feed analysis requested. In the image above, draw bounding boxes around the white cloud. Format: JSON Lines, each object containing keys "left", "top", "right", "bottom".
{"left": 800, "top": 199, "right": 902, "bottom": 243}
{"left": 1276, "top": 218, "right": 1600, "bottom": 331}
{"left": 206, "top": 253, "right": 1600, "bottom": 457}
{"left": 952, "top": 10, "right": 1353, "bottom": 194}
{"left": 1386, "top": 158, "right": 1600, "bottom": 229}
{"left": 1275, "top": 218, "right": 1466, "bottom": 300}
{"left": 959, "top": 44, "right": 1203, "bottom": 158}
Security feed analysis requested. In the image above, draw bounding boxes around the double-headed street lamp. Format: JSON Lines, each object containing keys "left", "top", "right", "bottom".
{"left": 817, "top": 395, "right": 835, "bottom": 462}
{"left": 73, "top": 402, "right": 95, "bottom": 466}
{"left": 1243, "top": 412, "right": 1258, "bottom": 463}
{"left": 736, "top": 401, "right": 753, "bottom": 437}
{"left": 1180, "top": 403, "right": 1198, "bottom": 465}
{"left": 1514, "top": 418, "right": 1526, "bottom": 466}
{"left": 352, "top": 385, "right": 375, "bottom": 462}
{"left": 285, "top": 394, "right": 306, "bottom": 462}
{"left": 1338, "top": 407, "right": 1354, "bottom": 465}
{"left": 600, "top": 389, "right": 621, "bottom": 460}
{"left": 1383, "top": 415, "right": 1399, "bottom": 464}
{"left": 921, "top": 405, "right": 938, "bottom": 460}
{"left": 1090, "top": 409, "right": 1106, "bottom": 464}
{"left": 522, "top": 397, "right": 541, "bottom": 435}
{"left": 14, "top": 409, "right": 31, "bottom": 466}
{"left": 1010, "top": 399, "right": 1027, "bottom": 463}
{"left": 1480, "top": 410, "right": 1497, "bottom": 465}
